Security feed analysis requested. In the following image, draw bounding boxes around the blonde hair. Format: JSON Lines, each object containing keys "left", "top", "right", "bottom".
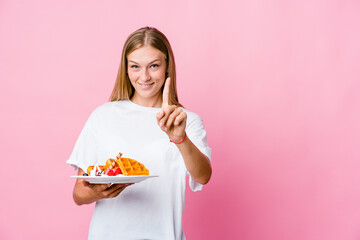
{"left": 109, "top": 27, "right": 183, "bottom": 107}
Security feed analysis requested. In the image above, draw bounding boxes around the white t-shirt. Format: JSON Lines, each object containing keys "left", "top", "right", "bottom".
{"left": 67, "top": 100, "right": 212, "bottom": 240}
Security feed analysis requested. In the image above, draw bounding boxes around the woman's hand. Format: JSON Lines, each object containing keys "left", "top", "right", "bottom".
{"left": 83, "top": 181, "right": 132, "bottom": 199}
{"left": 73, "top": 169, "right": 133, "bottom": 205}
{"left": 156, "top": 78, "right": 187, "bottom": 142}
{"left": 156, "top": 78, "right": 212, "bottom": 185}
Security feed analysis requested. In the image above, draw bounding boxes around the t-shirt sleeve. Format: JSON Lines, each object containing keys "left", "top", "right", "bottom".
{"left": 66, "top": 112, "right": 99, "bottom": 173}
{"left": 185, "top": 112, "right": 212, "bottom": 192}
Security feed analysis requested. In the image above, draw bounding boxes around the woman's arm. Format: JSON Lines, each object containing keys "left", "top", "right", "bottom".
{"left": 174, "top": 136, "right": 212, "bottom": 184}
{"left": 73, "top": 168, "right": 132, "bottom": 205}
{"left": 157, "top": 78, "right": 212, "bottom": 185}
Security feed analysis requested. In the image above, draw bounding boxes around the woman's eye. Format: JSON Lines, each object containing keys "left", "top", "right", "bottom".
{"left": 130, "top": 65, "right": 139, "bottom": 69}
{"left": 150, "top": 64, "right": 159, "bottom": 68}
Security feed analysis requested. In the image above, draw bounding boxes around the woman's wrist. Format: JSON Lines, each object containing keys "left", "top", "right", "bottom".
{"left": 169, "top": 132, "right": 187, "bottom": 144}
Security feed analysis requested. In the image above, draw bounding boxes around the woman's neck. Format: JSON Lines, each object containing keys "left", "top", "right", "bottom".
{"left": 130, "top": 93, "right": 162, "bottom": 108}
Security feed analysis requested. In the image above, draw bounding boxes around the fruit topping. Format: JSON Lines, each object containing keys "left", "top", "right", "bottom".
{"left": 115, "top": 168, "right": 122, "bottom": 176}
{"left": 107, "top": 169, "right": 115, "bottom": 176}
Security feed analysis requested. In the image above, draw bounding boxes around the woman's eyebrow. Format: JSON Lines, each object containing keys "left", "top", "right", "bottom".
{"left": 148, "top": 59, "right": 161, "bottom": 64}
{"left": 128, "top": 59, "right": 161, "bottom": 65}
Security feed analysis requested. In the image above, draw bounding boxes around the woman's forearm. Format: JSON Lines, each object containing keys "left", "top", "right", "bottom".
{"left": 175, "top": 135, "right": 212, "bottom": 185}
{"left": 73, "top": 169, "right": 98, "bottom": 205}
{"left": 73, "top": 183, "right": 98, "bottom": 205}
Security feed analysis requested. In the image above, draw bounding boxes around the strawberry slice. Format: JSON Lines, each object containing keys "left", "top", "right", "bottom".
{"left": 115, "top": 168, "right": 122, "bottom": 176}
{"left": 107, "top": 169, "right": 115, "bottom": 176}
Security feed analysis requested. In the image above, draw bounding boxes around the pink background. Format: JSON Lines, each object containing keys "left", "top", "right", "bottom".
{"left": 1, "top": 0, "right": 360, "bottom": 239}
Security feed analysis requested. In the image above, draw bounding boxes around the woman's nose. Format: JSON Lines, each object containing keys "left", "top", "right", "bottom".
{"left": 140, "top": 69, "right": 151, "bottom": 81}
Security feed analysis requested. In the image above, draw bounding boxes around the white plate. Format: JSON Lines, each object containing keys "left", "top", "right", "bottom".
{"left": 71, "top": 175, "right": 158, "bottom": 184}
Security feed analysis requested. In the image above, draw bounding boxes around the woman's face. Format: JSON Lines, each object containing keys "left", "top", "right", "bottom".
{"left": 127, "top": 45, "right": 167, "bottom": 107}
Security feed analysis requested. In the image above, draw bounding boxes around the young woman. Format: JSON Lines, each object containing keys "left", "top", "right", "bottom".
{"left": 67, "top": 27, "right": 212, "bottom": 240}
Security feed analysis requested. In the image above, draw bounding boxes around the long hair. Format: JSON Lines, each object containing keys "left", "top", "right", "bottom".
{"left": 109, "top": 27, "right": 183, "bottom": 107}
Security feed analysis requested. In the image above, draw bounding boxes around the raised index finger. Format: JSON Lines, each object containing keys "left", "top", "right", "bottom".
{"left": 162, "top": 78, "right": 170, "bottom": 107}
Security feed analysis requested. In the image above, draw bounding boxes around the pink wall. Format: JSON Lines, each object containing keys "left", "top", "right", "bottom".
{"left": 1, "top": 0, "right": 359, "bottom": 239}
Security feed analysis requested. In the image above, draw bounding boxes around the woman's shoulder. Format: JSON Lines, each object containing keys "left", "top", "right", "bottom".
{"left": 182, "top": 108, "right": 204, "bottom": 125}
{"left": 90, "top": 101, "right": 114, "bottom": 116}
{"left": 86, "top": 101, "right": 128, "bottom": 122}
{"left": 91, "top": 100, "right": 129, "bottom": 115}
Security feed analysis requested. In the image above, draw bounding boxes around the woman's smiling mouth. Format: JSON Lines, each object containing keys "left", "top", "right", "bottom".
{"left": 138, "top": 82, "right": 154, "bottom": 89}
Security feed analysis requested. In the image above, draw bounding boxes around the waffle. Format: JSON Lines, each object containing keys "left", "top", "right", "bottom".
{"left": 86, "top": 153, "right": 149, "bottom": 176}
{"left": 105, "top": 158, "right": 118, "bottom": 169}
{"left": 86, "top": 165, "right": 106, "bottom": 175}
{"left": 116, "top": 157, "right": 149, "bottom": 176}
